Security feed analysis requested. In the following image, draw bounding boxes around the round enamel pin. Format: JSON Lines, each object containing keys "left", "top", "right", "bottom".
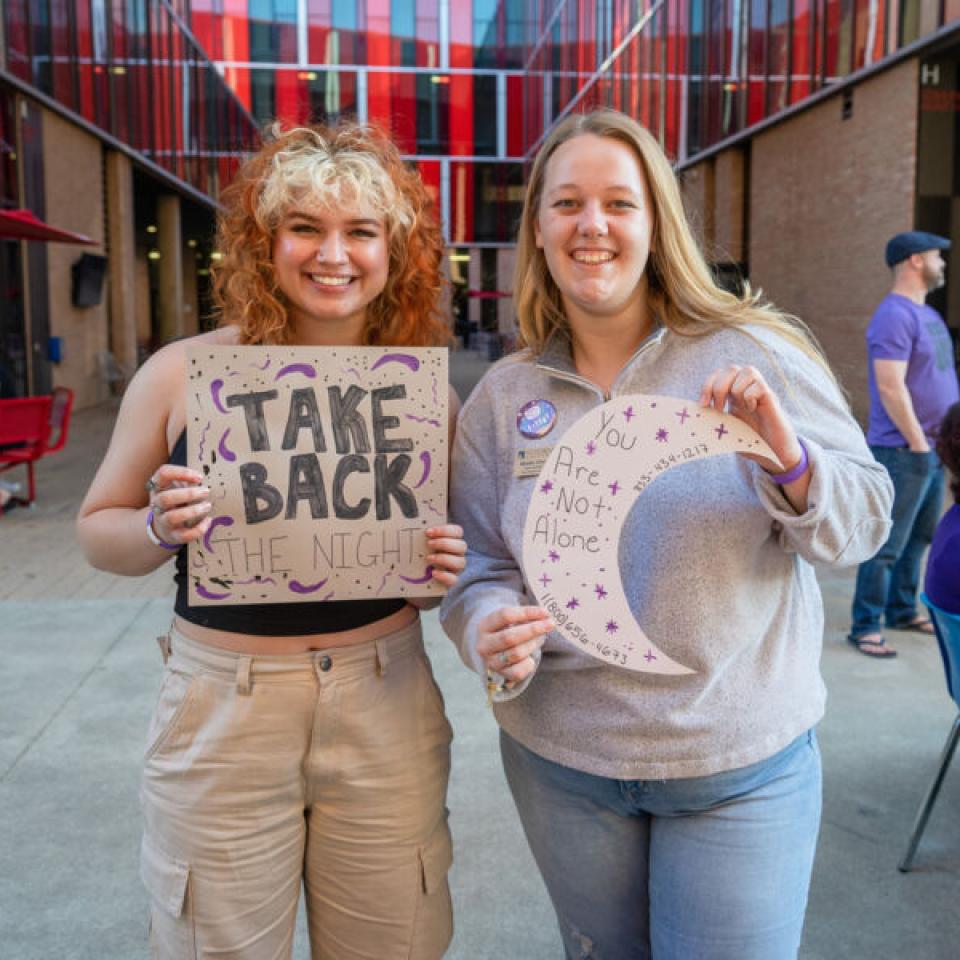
{"left": 516, "top": 399, "right": 558, "bottom": 439}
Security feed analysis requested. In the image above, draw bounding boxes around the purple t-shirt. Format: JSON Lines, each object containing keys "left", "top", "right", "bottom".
{"left": 925, "top": 503, "right": 960, "bottom": 615}
{"left": 866, "top": 293, "right": 959, "bottom": 446}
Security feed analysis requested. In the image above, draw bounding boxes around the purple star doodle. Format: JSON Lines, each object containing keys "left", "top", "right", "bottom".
{"left": 655, "top": 428, "right": 669, "bottom": 442}
{"left": 548, "top": 550, "right": 560, "bottom": 563}
{"left": 644, "top": 649, "right": 657, "bottom": 662}
{"left": 540, "top": 479, "right": 554, "bottom": 493}
{"left": 566, "top": 597, "right": 580, "bottom": 610}
{"left": 538, "top": 573, "right": 552, "bottom": 588}
{"left": 594, "top": 584, "right": 608, "bottom": 600}
{"left": 605, "top": 620, "right": 619, "bottom": 634}
{"left": 586, "top": 440, "right": 597, "bottom": 455}
{"left": 676, "top": 406, "right": 690, "bottom": 424}
{"left": 623, "top": 405, "right": 635, "bottom": 422}
{"left": 715, "top": 423, "right": 729, "bottom": 439}
{"left": 608, "top": 480, "right": 620, "bottom": 495}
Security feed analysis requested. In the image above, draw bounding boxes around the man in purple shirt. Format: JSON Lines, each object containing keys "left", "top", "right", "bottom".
{"left": 849, "top": 231, "right": 959, "bottom": 657}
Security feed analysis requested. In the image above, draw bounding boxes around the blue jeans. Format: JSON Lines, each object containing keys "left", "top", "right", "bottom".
{"left": 500, "top": 729, "right": 822, "bottom": 960}
{"left": 850, "top": 446, "right": 944, "bottom": 638}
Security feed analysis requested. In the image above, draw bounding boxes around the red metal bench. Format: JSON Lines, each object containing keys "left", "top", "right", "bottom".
{"left": 0, "top": 387, "right": 74, "bottom": 509}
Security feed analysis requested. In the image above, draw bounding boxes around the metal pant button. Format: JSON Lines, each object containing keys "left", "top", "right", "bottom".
{"left": 318, "top": 655, "right": 332, "bottom": 672}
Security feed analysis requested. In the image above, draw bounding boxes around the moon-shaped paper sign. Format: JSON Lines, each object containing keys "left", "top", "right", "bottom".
{"left": 521, "top": 395, "right": 782, "bottom": 674}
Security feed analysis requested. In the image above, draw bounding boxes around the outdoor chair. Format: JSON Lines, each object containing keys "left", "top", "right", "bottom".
{"left": 0, "top": 386, "right": 74, "bottom": 510}
{"left": 898, "top": 593, "right": 960, "bottom": 872}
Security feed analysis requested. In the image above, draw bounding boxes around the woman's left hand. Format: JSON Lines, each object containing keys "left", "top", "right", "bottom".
{"left": 425, "top": 524, "right": 467, "bottom": 587}
{"left": 699, "top": 364, "right": 803, "bottom": 476}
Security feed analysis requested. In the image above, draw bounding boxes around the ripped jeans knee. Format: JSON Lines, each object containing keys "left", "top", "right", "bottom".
{"left": 565, "top": 922, "right": 598, "bottom": 960}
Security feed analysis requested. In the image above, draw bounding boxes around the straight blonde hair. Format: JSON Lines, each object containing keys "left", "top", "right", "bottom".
{"left": 514, "top": 109, "right": 836, "bottom": 383}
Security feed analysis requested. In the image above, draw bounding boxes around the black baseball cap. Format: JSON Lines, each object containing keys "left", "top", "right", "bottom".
{"left": 885, "top": 230, "right": 951, "bottom": 268}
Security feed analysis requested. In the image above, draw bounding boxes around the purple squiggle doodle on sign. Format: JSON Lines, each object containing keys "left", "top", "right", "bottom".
{"left": 203, "top": 515, "right": 235, "bottom": 552}
{"left": 399, "top": 566, "right": 434, "bottom": 585}
{"left": 217, "top": 429, "right": 236, "bottom": 462}
{"left": 274, "top": 363, "right": 317, "bottom": 381}
{"left": 197, "top": 421, "right": 211, "bottom": 461}
{"left": 196, "top": 583, "right": 231, "bottom": 600}
{"left": 405, "top": 414, "right": 441, "bottom": 428}
{"left": 252, "top": 356, "right": 271, "bottom": 371}
{"left": 371, "top": 352, "right": 420, "bottom": 372}
{"left": 210, "top": 380, "right": 228, "bottom": 413}
{"left": 413, "top": 451, "right": 431, "bottom": 488}
{"left": 289, "top": 578, "right": 329, "bottom": 594}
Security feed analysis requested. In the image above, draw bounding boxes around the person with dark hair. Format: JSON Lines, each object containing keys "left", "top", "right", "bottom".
{"left": 441, "top": 108, "right": 893, "bottom": 960}
{"left": 925, "top": 402, "right": 960, "bottom": 614}
{"left": 848, "top": 231, "right": 960, "bottom": 657}
{"left": 76, "top": 123, "right": 464, "bottom": 960}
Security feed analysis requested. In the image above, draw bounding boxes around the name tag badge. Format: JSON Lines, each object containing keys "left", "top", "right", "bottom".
{"left": 515, "top": 445, "right": 554, "bottom": 478}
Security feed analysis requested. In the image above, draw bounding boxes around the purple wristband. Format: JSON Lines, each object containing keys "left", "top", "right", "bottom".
{"left": 770, "top": 440, "right": 809, "bottom": 485}
{"left": 146, "top": 508, "right": 180, "bottom": 550}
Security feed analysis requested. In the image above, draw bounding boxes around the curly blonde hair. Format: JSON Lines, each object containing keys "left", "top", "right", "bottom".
{"left": 515, "top": 109, "right": 835, "bottom": 381}
{"left": 213, "top": 122, "right": 449, "bottom": 347}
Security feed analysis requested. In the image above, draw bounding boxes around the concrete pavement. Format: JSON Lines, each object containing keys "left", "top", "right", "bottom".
{"left": 1, "top": 345, "right": 959, "bottom": 958}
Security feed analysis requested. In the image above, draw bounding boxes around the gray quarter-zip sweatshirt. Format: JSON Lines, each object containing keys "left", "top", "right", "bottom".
{"left": 440, "top": 325, "right": 893, "bottom": 779}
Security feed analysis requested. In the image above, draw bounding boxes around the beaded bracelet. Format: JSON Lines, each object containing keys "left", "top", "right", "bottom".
{"left": 770, "top": 439, "right": 809, "bottom": 485}
{"left": 146, "top": 508, "right": 180, "bottom": 550}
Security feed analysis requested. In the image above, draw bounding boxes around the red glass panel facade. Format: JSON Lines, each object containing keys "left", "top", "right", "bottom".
{"left": 0, "top": 0, "right": 258, "bottom": 201}
{"left": 12, "top": 1, "right": 951, "bottom": 239}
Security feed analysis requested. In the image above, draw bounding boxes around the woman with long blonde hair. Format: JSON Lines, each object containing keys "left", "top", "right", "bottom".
{"left": 78, "top": 123, "right": 463, "bottom": 960}
{"left": 442, "top": 109, "right": 892, "bottom": 959}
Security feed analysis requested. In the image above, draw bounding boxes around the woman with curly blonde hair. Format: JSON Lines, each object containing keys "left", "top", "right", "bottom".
{"left": 442, "top": 109, "right": 893, "bottom": 959}
{"left": 78, "top": 122, "right": 464, "bottom": 959}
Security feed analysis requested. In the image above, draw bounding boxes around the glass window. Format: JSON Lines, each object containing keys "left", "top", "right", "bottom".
{"left": 306, "top": 69, "right": 358, "bottom": 125}
{"left": 825, "top": 0, "right": 853, "bottom": 80}
{"left": 416, "top": 74, "right": 450, "bottom": 154}
{"left": 30, "top": 0, "right": 53, "bottom": 95}
{"left": 790, "top": 0, "right": 813, "bottom": 104}
{"left": 391, "top": 0, "right": 416, "bottom": 66}
{"left": 3, "top": 0, "right": 32, "bottom": 83}
{"left": 249, "top": 0, "right": 298, "bottom": 63}
{"left": 767, "top": 0, "right": 790, "bottom": 115}
{"left": 473, "top": 75, "right": 497, "bottom": 157}
{"left": 473, "top": 0, "right": 499, "bottom": 68}
{"left": 472, "top": 162, "right": 524, "bottom": 243}
{"left": 746, "top": 0, "right": 766, "bottom": 125}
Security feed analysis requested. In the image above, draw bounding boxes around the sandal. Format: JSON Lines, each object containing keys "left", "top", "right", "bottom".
{"left": 847, "top": 633, "right": 898, "bottom": 658}
{"left": 889, "top": 616, "right": 936, "bottom": 635}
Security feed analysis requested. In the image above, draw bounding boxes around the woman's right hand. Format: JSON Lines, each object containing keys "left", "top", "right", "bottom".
{"left": 147, "top": 464, "right": 213, "bottom": 546}
{"left": 476, "top": 606, "right": 555, "bottom": 686}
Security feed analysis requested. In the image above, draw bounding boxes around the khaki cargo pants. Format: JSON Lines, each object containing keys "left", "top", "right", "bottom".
{"left": 139, "top": 620, "right": 453, "bottom": 959}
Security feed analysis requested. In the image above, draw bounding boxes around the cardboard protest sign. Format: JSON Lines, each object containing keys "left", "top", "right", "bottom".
{"left": 186, "top": 345, "right": 447, "bottom": 605}
{"left": 521, "top": 395, "right": 781, "bottom": 673}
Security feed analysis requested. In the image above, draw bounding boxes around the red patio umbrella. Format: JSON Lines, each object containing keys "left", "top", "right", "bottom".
{"left": 0, "top": 209, "right": 95, "bottom": 244}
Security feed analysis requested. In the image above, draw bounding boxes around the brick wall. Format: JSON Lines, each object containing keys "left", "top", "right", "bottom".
{"left": 42, "top": 109, "right": 108, "bottom": 410}
{"left": 749, "top": 59, "right": 919, "bottom": 423}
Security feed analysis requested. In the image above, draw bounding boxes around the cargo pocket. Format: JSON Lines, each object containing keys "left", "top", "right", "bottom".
{"left": 140, "top": 833, "right": 195, "bottom": 959}
{"left": 409, "top": 819, "right": 454, "bottom": 959}
{"left": 144, "top": 669, "right": 198, "bottom": 761}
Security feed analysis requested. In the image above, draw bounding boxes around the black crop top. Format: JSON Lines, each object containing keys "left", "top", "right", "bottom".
{"left": 169, "top": 431, "right": 407, "bottom": 635}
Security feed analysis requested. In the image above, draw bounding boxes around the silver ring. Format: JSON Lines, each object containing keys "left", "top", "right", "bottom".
{"left": 497, "top": 650, "right": 510, "bottom": 668}
{"left": 145, "top": 477, "right": 159, "bottom": 493}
